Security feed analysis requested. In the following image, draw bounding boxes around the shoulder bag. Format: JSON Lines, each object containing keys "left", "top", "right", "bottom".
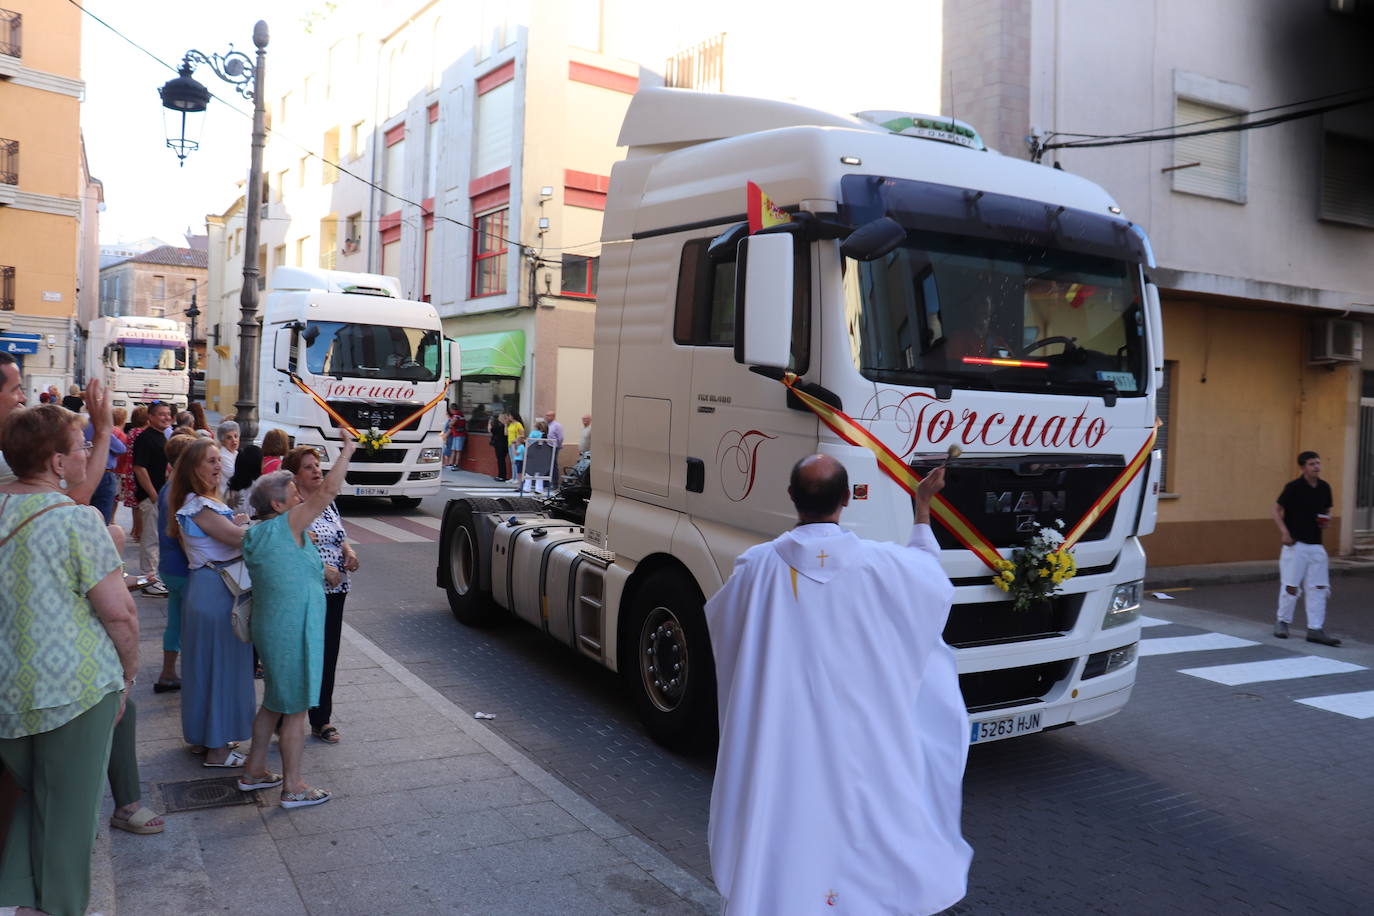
{"left": 212, "top": 558, "right": 253, "bottom": 642}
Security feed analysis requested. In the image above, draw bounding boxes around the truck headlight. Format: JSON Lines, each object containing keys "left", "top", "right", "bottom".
{"left": 1103, "top": 580, "right": 1142, "bottom": 629}
{"left": 419, "top": 447, "right": 443, "bottom": 463}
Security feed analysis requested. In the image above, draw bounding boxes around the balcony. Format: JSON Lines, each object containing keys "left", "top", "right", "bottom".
{"left": 1, "top": 266, "right": 15, "bottom": 311}
{"left": 0, "top": 138, "right": 16, "bottom": 185}
{"left": 0, "top": 10, "right": 19, "bottom": 59}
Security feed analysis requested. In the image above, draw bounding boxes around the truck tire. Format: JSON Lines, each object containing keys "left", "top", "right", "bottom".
{"left": 620, "top": 569, "right": 718, "bottom": 751}
{"left": 391, "top": 496, "right": 423, "bottom": 509}
{"left": 439, "top": 497, "right": 502, "bottom": 626}
{"left": 495, "top": 496, "right": 544, "bottom": 513}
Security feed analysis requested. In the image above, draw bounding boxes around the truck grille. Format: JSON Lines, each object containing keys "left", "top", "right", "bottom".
{"left": 345, "top": 471, "right": 402, "bottom": 486}
{"left": 326, "top": 401, "right": 424, "bottom": 432}
{"left": 910, "top": 454, "right": 1124, "bottom": 549}
{"left": 960, "top": 659, "right": 1074, "bottom": 712}
{"left": 943, "top": 593, "right": 1084, "bottom": 649}
{"left": 350, "top": 448, "right": 406, "bottom": 464}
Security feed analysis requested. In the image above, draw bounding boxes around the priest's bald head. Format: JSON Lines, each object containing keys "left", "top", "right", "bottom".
{"left": 789, "top": 454, "right": 851, "bottom": 524}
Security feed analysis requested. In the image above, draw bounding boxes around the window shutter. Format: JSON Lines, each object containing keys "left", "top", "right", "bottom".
{"left": 1173, "top": 99, "right": 1244, "bottom": 202}
{"left": 1320, "top": 132, "right": 1374, "bottom": 228}
{"left": 474, "top": 81, "right": 514, "bottom": 178}
{"left": 1157, "top": 361, "right": 1174, "bottom": 492}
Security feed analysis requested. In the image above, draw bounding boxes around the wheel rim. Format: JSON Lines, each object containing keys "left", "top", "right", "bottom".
{"left": 639, "top": 606, "right": 689, "bottom": 712}
{"left": 451, "top": 526, "right": 477, "bottom": 595}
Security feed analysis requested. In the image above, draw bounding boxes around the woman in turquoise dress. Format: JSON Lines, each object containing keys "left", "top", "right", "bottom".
{"left": 237, "top": 436, "right": 356, "bottom": 809}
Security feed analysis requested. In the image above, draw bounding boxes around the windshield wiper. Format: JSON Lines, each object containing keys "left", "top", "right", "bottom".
{"left": 861, "top": 366, "right": 994, "bottom": 388}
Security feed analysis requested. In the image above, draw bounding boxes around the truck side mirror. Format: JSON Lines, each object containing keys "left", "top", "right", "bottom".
{"left": 733, "top": 234, "right": 794, "bottom": 370}
{"left": 274, "top": 327, "right": 294, "bottom": 373}
{"left": 1144, "top": 281, "right": 1165, "bottom": 376}
{"left": 448, "top": 339, "right": 462, "bottom": 381}
{"left": 301, "top": 324, "right": 320, "bottom": 345}
{"left": 840, "top": 216, "right": 907, "bottom": 262}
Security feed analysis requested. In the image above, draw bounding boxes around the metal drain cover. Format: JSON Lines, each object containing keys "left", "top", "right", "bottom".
{"left": 159, "top": 776, "right": 258, "bottom": 813}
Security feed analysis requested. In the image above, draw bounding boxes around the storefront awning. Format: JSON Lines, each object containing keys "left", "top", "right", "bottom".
{"left": 455, "top": 330, "right": 525, "bottom": 378}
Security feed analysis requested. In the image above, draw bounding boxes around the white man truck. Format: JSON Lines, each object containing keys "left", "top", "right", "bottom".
{"left": 438, "top": 89, "right": 1162, "bottom": 749}
{"left": 259, "top": 267, "right": 457, "bottom": 508}
{"left": 85, "top": 316, "right": 189, "bottom": 413}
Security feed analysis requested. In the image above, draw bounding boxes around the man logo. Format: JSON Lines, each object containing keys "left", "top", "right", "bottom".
{"left": 985, "top": 491, "right": 1067, "bottom": 515}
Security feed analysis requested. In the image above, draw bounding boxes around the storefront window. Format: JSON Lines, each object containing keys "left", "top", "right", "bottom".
{"left": 458, "top": 376, "right": 520, "bottom": 432}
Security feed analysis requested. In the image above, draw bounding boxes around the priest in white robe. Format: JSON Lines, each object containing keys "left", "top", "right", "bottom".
{"left": 705, "top": 454, "right": 972, "bottom": 915}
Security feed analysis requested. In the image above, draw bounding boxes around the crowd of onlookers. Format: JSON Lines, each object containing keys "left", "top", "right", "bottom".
{"left": 444, "top": 404, "right": 590, "bottom": 492}
{"left": 0, "top": 356, "right": 360, "bottom": 916}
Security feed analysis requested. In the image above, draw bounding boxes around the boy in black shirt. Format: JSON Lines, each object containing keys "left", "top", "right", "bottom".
{"left": 1272, "top": 450, "right": 1340, "bottom": 646}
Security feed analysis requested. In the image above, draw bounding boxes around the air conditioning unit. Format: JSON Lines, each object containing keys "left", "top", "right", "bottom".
{"left": 1310, "top": 318, "right": 1363, "bottom": 364}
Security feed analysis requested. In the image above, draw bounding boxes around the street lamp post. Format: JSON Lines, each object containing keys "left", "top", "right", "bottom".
{"left": 185, "top": 291, "right": 200, "bottom": 405}
{"left": 158, "top": 20, "right": 269, "bottom": 441}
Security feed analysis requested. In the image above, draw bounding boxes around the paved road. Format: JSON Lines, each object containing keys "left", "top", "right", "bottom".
{"left": 336, "top": 493, "right": 1374, "bottom": 914}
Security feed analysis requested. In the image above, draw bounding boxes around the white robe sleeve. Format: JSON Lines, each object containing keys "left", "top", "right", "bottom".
{"left": 906, "top": 522, "right": 940, "bottom": 558}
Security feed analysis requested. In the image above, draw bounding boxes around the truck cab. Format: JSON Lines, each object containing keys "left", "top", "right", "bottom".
{"left": 259, "top": 267, "right": 455, "bottom": 508}
{"left": 440, "top": 89, "right": 1161, "bottom": 749}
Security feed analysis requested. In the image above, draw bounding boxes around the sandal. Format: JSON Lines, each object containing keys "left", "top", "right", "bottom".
{"left": 153, "top": 678, "right": 181, "bottom": 693}
{"left": 202, "top": 750, "right": 246, "bottom": 768}
{"left": 313, "top": 725, "right": 340, "bottom": 744}
{"left": 110, "top": 806, "right": 164, "bottom": 835}
{"left": 188, "top": 741, "right": 238, "bottom": 756}
{"left": 237, "top": 770, "right": 283, "bottom": 792}
{"left": 280, "top": 786, "right": 331, "bottom": 809}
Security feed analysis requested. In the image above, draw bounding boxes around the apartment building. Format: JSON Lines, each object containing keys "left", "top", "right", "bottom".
{"left": 204, "top": 0, "right": 650, "bottom": 472}
{"left": 98, "top": 246, "right": 207, "bottom": 322}
{"left": 944, "top": 0, "right": 1374, "bottom": 565}
{"left": 0, "top": 1, "right": 86, "bottom": 400}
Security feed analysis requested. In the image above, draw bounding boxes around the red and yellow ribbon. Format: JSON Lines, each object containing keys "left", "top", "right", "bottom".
{"left": 288, "top": 373, "right": 450, "bottom": 443}
{"left": 779, "top": 373, "right": 1157, "bottom": 573}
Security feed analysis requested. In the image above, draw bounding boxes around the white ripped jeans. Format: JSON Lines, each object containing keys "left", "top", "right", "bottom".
{"left": 1277, "top": 542, "right": 1330, "bottom": 630}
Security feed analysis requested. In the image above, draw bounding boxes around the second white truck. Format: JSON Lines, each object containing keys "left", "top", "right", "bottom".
{"left": 258, "top": 267, "right": 457, "bottom": 508}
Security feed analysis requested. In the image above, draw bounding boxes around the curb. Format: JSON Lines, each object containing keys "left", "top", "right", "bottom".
{"left": 1145, "top": 560, "right": 1374, "bottom": 591}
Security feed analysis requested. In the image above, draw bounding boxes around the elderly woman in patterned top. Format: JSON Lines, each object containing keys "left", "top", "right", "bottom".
{"left": 282, "top": 445, "right": 361, "bottom": 744}
{"left": 0, "top": 404, "right": 140, "bottom": 916}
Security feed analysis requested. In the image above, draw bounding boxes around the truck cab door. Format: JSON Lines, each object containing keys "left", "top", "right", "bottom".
{"left": 682, "top": 233, "right": 818, "bottom": 580}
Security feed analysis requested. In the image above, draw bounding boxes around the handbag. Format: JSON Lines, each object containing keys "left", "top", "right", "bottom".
{"left": 214, "top": 558, "right": 253, "bottom": 642}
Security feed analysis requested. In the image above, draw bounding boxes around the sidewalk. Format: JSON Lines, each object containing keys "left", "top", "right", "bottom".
{"left": 1145, "top": 553, "right": 1374, "bottom": 590}
{"left": 92, "top": 568, "right": 717, "bottom": 915}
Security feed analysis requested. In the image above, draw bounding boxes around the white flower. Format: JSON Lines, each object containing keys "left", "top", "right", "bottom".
{"left": 1055, "top": 518, "right": 1065, "bottom": 529}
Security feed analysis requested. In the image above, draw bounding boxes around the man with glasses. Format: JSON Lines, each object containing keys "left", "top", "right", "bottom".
{"left": 132, "top": 401, "right": 174, "bottom": 596}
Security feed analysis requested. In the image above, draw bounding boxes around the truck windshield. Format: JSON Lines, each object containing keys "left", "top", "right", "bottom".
{"left": 305, "top": 322, "right": 442, "bottom": 382}
{"left": 116, "top": 344, "right": 186, "bottom": 371}
{"left": 844, "top": 230, "right": 1146, "bottom": 397}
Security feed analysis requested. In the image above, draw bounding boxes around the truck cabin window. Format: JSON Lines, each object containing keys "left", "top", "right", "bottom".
{"left": 305, "top": 322, "right": 442, "bottom": 381}
{"left": 116, "top": 343, "right": 186, "bottom": 371}
{"left": 673, "top": 236, "right": 810, "bottom": 374}
{"left": 844, "top": 230, "right": 1146, "bottom": 398}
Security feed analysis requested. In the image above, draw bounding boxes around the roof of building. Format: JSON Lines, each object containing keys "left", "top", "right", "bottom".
{"left": 106, "top": 245, "right": 209, "bottom": 270}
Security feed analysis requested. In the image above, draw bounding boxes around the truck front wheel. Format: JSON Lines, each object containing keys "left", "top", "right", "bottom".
{"left": 439, "top": 497, "right": 502, "bottom": 626}
{"left": 621, "top": 569, "right": 717, "bottom": 751}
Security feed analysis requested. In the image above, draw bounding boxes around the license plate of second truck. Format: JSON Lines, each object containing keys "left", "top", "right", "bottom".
{"left": 355, "top": 487, "right": 389, "bottom": 496}
{"left": 970, "top": 711, "right": 1043, "bottom": 744}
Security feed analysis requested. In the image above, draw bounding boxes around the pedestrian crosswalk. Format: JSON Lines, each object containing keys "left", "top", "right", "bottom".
{"left": 339, "top": 513, "right": 441, "bottom": 545}
{"left": 1141, "top": 616, "right": 1372, "bottom": 720}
